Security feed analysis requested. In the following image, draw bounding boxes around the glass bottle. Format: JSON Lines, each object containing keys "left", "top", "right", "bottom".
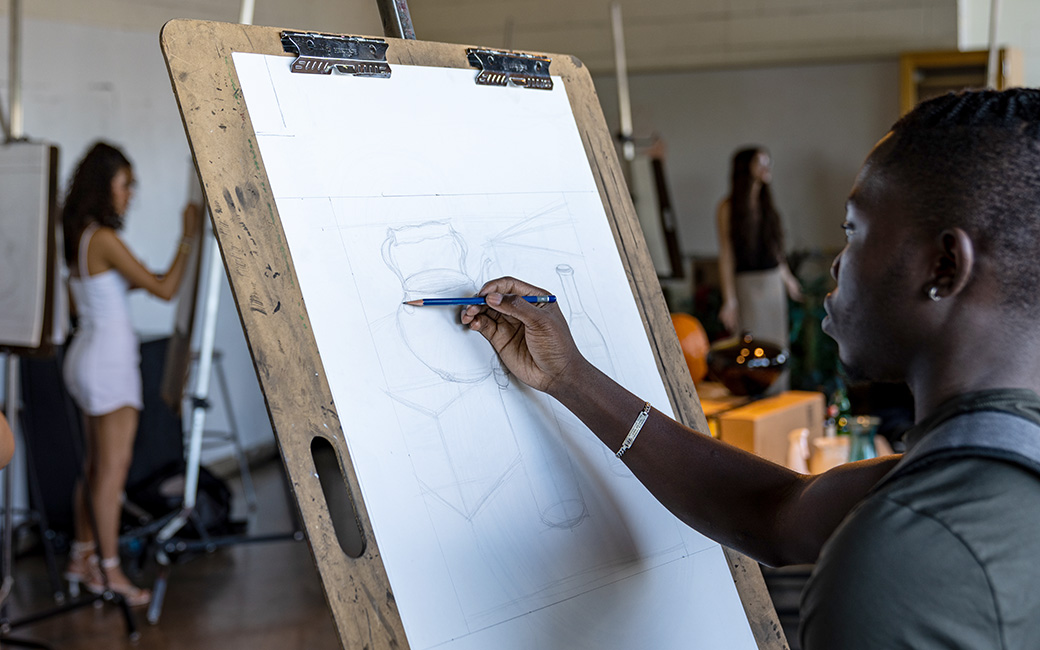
{"left": 847, "top": 416, "right": 879, "bottom": 462}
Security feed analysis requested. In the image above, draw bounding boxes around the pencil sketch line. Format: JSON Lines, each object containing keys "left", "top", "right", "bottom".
{"left": 425, "top": 543, "right": 697, "bottom": 648}
{"left": 421, "top": 481, "right": 473, "bottom": 639}
{"left": 385, "top": 387, "right": 464, "bottom": 419}
{"left": 417, "top": 455, "right": 523, "bottom": 521}
{"left": 262, "top": 55, "right": 288, "bottom": 129}
{"left": 331, "top": 198, "right": 381, "bottom": 347}
{"left": 468, "top": 538, "right": 688, "bottom": 618}
{"left": 486, "top": 199, "right": 571, "bottom": 240}
{"left": 499, "top": 387, "right": 589, "bottom": 531}
{"left": 487, "top": 241, "right": 576, "bottom": 256}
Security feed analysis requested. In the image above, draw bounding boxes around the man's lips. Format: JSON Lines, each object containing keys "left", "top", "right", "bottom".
{"left": 821, "top": 294, "right": 834, "bottom": 331}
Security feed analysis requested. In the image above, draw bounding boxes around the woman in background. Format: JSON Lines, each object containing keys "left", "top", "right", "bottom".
{"left": 716, "top": 147, "right": 802, "bottom": 350}
{"left": 62, "top": 142, "right": 200, "bottom": 606}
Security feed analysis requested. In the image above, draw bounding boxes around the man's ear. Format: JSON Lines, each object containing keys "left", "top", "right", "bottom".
{"left": 931, "top": 227, "right": 975, "bottom": 299}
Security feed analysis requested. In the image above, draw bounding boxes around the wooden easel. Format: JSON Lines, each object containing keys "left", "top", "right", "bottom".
{"left": 161, "top": 16, "right": 786, "bottom": 650}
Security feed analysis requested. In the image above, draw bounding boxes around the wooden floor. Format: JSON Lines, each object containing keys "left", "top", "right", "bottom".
{"left": 2, "top": 458, "right": 808, "bottom": 650}
{"left": 1, "top": 460, "right": 342, "bottom": 650}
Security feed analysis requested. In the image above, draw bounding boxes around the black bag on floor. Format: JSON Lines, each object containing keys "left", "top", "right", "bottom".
{"left": 126, "top": 460, "right": 244, "bottom": 538}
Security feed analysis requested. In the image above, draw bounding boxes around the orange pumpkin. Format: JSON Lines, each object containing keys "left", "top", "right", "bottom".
{"left": 670, "top": 313, "right": 710, "bottom": 382}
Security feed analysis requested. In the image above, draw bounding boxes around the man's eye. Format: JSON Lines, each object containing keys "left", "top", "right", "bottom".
{"left": 841, "top": 222, "right": 854, "bottom": 239}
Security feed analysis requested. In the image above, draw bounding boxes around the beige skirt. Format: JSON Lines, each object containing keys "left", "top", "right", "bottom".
{"left": 735, "top": 266, "right": 789, "bottom": 392}
{"left": 734, "top": 266, "right": 787, "bottom": 346}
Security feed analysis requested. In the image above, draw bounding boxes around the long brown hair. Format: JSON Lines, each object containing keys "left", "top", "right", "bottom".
{"left": 729, "top": 146, "right": 784, "bottom": 268}
{"left": 62, "top": 142, "right": 132, "bottom": 264}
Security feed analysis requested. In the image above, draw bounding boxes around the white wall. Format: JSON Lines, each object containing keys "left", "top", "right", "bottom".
{"left": 0, "top": 14, "right": 266, "bottom": 458}
{"left": 594, "top": 59, "right": 902, "bottom": 258}
{"left": 959, "top": 0, "right": 1040, "bottom": 87}
{"left": 0, "top": 5, "right": 377, "bottom": 460}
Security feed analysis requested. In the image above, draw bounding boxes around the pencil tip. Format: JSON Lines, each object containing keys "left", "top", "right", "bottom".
{"left": 403, "top": 299, "right": 422, "bottom": 306}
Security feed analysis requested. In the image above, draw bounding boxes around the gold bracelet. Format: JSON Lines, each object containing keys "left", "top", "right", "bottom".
{"left": 615, "top": 402, "right": 652, "bottom": 459}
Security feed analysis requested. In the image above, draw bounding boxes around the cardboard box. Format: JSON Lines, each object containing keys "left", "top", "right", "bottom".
{"left": 702, "top": 390, "right": 825, "bottom": 467}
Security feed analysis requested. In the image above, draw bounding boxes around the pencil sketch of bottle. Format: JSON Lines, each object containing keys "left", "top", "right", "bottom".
{"left": 556, "top": 264, "right": 616, "bottom": 378}
{"left": 380, "top": 221, "right": 587, "bottom": 527}
{"left": 500, "top": 383, "right": 588, "bottom": 529}
{"left": 555, "top": 264, "right": 629, "bottom": 476}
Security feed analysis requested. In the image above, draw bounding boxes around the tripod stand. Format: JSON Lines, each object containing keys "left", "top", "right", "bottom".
{"left": 145, "top": 210, "right": 302, "bottom": 626}
{"left": 0, "top": 352, "right": 139, "bottom": 647}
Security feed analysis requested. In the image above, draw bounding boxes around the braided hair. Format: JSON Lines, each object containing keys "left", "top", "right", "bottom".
{"left": 870, "top": 89, "right": 1040, "bottom": 316}
{"left": 62, "top": 142, "right": 132, "bottom": 264}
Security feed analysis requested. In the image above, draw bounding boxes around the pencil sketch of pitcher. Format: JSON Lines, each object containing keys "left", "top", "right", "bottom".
{"left": 381, "top": 221, "right": 587, "bottom": 528}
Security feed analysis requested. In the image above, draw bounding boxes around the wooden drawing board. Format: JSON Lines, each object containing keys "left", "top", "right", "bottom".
{"left": 159, "top": 167, "right": 205, "bottom": 412}
{"left": 0, "top": 142, "right": 64, "bottom": 356}
{"left": 161, "top": 19, "right": 785, "bottom": 650}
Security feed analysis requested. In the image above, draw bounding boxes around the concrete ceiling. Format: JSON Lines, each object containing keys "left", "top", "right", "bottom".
{"left": 407, "top": 0, "right": 959, "bottom": 73}
{"left": 5, "top": 0, "right": 959, "bottom": 74}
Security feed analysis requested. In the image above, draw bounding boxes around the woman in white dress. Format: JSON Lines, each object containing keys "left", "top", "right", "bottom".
{"left": 62, "top": 142, "right": 201, "bottom": 606}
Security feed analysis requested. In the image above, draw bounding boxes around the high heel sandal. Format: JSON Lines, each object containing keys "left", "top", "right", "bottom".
{"left": 63, "top": 541, "right": 96, "bottom": 598}
{"left": 86, "top": 556, "right": 152, "bottom": 607}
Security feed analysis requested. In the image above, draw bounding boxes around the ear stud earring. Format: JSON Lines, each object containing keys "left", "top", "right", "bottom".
{"left": 927, "top": 286, "right": 941, "bottom": 302}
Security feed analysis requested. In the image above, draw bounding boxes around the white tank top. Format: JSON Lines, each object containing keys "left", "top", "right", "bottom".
{"left": 68, "top": 223, "right": 135, "bottom": 343}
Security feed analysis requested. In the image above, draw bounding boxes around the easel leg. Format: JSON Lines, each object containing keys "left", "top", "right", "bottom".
{"left": 149, "top": 234, "right": 229, "bottom": 625}
{"left": 20, "top": 441, "right": 65, "bottom": 604}
{"left": 213, "top": 355, "right": 257, "bottom": 512}
{"left": 145, "top": 563, "right": 168, "bottom": 625}
{"left": 147, "top": 223, "right": 303, "bottom": 622}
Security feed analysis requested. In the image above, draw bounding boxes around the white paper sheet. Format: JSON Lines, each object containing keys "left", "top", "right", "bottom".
{"left": 233, "top": 52, "right": 756, "bottom": 650}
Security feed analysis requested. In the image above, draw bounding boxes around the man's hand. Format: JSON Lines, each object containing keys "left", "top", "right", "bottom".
{"left": 462, "top": 276, "right": 586, "bottom": 396}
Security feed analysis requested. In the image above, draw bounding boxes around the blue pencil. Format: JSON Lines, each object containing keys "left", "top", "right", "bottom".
{"left": 403, "top": 295, "right": 556, "bottom": 306}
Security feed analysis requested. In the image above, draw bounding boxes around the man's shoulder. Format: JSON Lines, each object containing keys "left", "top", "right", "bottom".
{"left": 800, "top": 456, "right": 1040, "bottom": 649}
{"left": 833, "top": 456, "right": 1040, "bottom": 570}
{"left": 882, "top": 454, "right": 1040, "bottom": 527}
